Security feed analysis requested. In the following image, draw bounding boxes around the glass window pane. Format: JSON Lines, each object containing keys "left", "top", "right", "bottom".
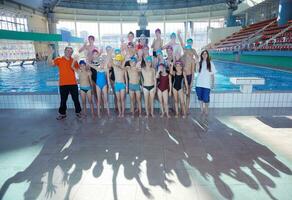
{"left": 56, "top": 20, "right": 75, "bottom": 36}
{"left": 100, "top": 23, "right": 120, "bottom": 48}
{"left": 76, "top": 21, "right": 98, "bottom": 40}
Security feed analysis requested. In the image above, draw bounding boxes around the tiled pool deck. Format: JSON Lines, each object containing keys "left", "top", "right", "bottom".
{"left": 0, "top": 108, "right": 291, "bottom": 200}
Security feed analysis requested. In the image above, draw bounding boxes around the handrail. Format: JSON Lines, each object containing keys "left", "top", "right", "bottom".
{"left": 241, "top": 20, "right": 276, "bottom": 47}
{"left": 257, "top": 24, "right": 292, "bottom": 49}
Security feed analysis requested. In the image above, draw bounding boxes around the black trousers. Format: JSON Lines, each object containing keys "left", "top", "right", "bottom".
{"left": 59, "top": 85, "right": 81, "bottom": 115}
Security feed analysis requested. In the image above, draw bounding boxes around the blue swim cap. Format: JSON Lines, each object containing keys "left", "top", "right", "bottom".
{"left": 114, "top": 48, "right": 121, "bottom": 54}
{"left": 185, "top": 45, "right": 192, "bottom": 50}
{"left": 130, "top": 56, "right": 137, "bottom": 63}
{"left": 156, "top": 49, "right": 163, "bottom": 55}
{"left": 186, "top": 38, "right": 193, "bottom": 44}
{"left": 145, "top": 56, "right": 152, "bottom": 62}
{"left": 106, "top": 45, "right": 112, "bottom": 50}
{"left": 79, "top": 60, "right": 86, "bottom": 65}
{"left": 170, "top": 32, "right": 176, "bottom": 38}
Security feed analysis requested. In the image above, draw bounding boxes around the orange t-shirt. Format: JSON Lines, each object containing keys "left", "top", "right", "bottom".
{"left": 54, "top": 56, "right": 79, "bottom": 86}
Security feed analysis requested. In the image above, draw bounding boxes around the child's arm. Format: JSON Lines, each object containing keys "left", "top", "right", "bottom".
{"left": 168, "top": 74, "right": 172, "bottom": 96}
{"left": 183, "top": 72, "right": 189, "bottom": 94}
{"left": 106, "top": 68, "right": 111, "bottom": 90}
{"left": 177, "top": 30, "right": 185, "bottom": 48}
{"left": 71, "top": 55, "right": 79, "bottom": 72}
{"left": 125, "top": 69, "right": 129, "bottom": 93}
{"left": 162, "top": 41, "right": 171, "bottom": 50}
{"left": 153, "top": 69, "right": 157, "bottom": 89}
{"left": 78, "top": 42, "right": 87, "bottom": 53}
{"left": 151, "top": 39, "right": 155, "bottom": 49}
{"left": 47, "top": 47, "right": 55, "bottom": 66}
{"left": 88, "top": 71, "right": 93, "bottom": 86}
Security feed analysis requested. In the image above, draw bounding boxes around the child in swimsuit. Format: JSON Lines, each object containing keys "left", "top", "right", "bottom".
{"left": 141, "top": 56, "right": 156, "bottom": 118}
{"left": 156, "top": 63, "right": 172, "bottom": 118}
{"left": 170, "top": 60, "right": 189, "bottom": 118}
{"left": 88, "top": 56, "right": 111, "bottom": 118}
{"left": 71, "top": 57, "right": 94, "bottom": 117}
{"left": 112, "top": 54, "right": 127, "bottom": 117}
{"left": 126, "top": 56, "right": 142, "bottom": 117}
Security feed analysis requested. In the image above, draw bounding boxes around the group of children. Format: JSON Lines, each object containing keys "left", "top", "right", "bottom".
{"left": 71, "top": 29, "right": 216, "bottom": 118}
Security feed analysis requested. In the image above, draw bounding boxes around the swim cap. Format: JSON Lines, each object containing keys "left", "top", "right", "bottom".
{"left": 79, "top": 60, "right": 86, "bottom": 65}
{"left": 155, "top": 28, "right": 161, "bottom": 33}
{"left": 175, "top": 60, "right": 184, "bottom": 66}
{"left": 88, "top": 35, "right": 95, "bottom": 40}
{"left": 114, "top": 48, "right": 121, "bottom": 54}
{"left": 166, "top": 45, "right": 173, "bottom": 51}
{"left": 170, "top": 32, "right": 176, "bottom": 38}
{"left": 106, "top": 45, "right": 112, "bottom": 50}
{"left": 156, "top": 49, "right": 163, "bottom": 55}
{"left": 145, "top": 56, "right": 153, "bottom": 62}
{"left": 130, "top": 56, "right": 137, "bottom": 63}
{"left": 186, "top": 38, "right": 193, "bottom": 44}
{"left": 115, "top": 54, "right": 124, "bottom": 62}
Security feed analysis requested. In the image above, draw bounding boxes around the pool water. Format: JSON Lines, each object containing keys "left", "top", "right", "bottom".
{"left": 0, "top": 60, "right": 292, "bottom": 93}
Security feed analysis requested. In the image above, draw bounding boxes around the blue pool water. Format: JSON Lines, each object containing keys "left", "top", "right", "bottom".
{"left": 0, "top": 60, "right": 292, "bottom": 93}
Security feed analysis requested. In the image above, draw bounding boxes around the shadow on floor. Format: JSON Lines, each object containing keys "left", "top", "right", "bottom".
{"left": 0, "top": 111, "right": 291, "bottom": 200}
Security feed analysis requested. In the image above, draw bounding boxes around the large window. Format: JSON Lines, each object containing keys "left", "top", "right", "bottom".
{"left": 165, "top": 22, "right": 185, "bottom": 41}
{"left": 0, "top": 12, "right": 27, "bottom": 32}
{"left": 100, "top": 23, "right": 121, "bottom": 48}
{"left": 122, "top": 22, "right": 139, "bottom": 39}
{"left": 76, "top": 21, "right": 98, "bottom": 40}
{"left": 56, "top": 21, "right": 76, "bottom": 36}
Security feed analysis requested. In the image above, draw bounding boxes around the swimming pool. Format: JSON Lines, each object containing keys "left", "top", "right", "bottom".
{"left": 0, "top": 60, "right": 292, "bottom": 93}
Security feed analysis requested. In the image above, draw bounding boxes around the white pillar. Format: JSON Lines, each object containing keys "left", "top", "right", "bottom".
{"left": 163, "top": 15, "right": 166, "bottom": 41}
{"left": 98, "top": 21, "right": 101, "bottom": 46}
{"left": 74, "top": 10, "right": 77, "bottom": 36}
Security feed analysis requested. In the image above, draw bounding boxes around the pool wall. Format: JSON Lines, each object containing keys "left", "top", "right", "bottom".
{"left": 0, "top": 92, "right": 291, "bottom": 109}
{"left": 210, "top": 51, "right": 292, "bottom": 70}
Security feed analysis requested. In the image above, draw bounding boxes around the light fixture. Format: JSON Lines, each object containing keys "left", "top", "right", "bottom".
{"left": 137, "top": 0, "right": 148, "bottom": 4}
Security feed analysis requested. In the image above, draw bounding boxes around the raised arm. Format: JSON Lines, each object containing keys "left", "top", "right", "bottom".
{"left": 78, "top": 42, "right": 87, "bottom": 53}
{"left": 47, "top": 47, "right": 55, "bottom": 66}
{"left": 177, "top": 30, "right": 185, "bottom": 48}
{"left": 70, "top": 55, "right": 79, "bottom": 72}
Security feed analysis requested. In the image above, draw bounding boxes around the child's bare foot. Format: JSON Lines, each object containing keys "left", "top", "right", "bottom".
{"left": 182, "top": 115, "right": 186, "bottom": 119}
{"left": 132, "top": 113, "right": 135, "bottom": 118}
{"left": 151, "top": 113, "right": 155, "bottom": 118}
{"left": 175, "top": 114, "right": 179, "bottom": 118}
{"left": 166, "top": 114, "right": 170, "bottom": 118}
{"left": 160, "top": 113, "right": 164, "bottom": 118}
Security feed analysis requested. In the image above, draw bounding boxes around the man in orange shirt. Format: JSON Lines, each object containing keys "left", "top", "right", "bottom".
{"left": 47, "top": 46, "right": 81, "bottom": 120}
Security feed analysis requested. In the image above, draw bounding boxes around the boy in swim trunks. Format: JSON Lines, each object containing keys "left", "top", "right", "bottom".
{"left": 151, "top": 28, "right": 163, "bottom": 66}
{"left": 71, "top": 57, "right": 94, "bottom": 117}
{"left": 126, "top": 56, "right": 142, "bottom": 117}
{"left": 181, "top": 47, "right": 196, "bottom": 114}
{"left": 177, "top": 30, "right": 199, "bottom": 60}
{"left": 141, "top": 56, "right": 156, "bottom": 118}
{"left": 112, "top": 54, "right": 128, "bottom": 117}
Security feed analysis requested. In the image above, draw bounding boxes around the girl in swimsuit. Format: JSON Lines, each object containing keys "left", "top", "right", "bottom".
{"left": 89, "top": 56, "right": 111, "bottom": 118}
{"left": 71, "top": 57, "right": 94, "bottom": 117}
{"left": 170, "top": 60, "right": 189, "bottom": 118}
{"left": 156, "top": 63, "right": 172, "bottom": 118}
{"left": 141, "top": 56, "right": 156, "bottom": 118}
